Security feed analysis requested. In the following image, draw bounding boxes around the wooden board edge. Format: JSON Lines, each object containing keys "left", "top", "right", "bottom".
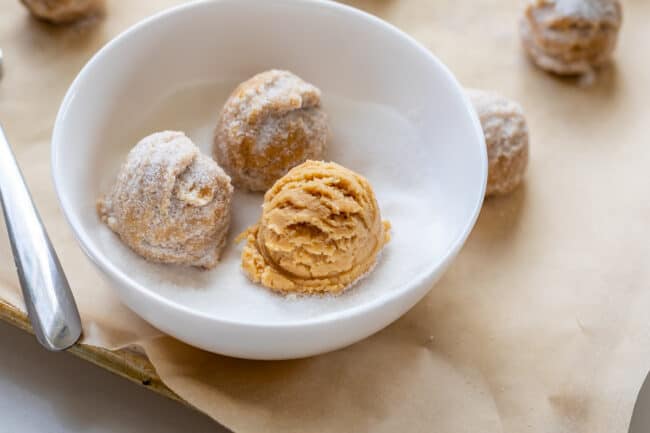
{"left": 0, "top": 298, "right": 188, "bottom": 407}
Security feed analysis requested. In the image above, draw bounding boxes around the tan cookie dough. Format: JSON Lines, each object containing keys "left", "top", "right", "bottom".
{"left": 467, "top": 89, "right": 529, "bottom": 196}
{"left": 98, "top": 131, "right": 233, "bottom": 269}
{"left": 21, "top": 0, "right": 105, "bottom": 24}
{"left": 240, "top": 160, "right": 390, "bottom": 295}
{"left": 520, "top": 0, "right": 622, "bottom": 75}
{"left": 214, "top": 70, "right": 328, "bottom": 191}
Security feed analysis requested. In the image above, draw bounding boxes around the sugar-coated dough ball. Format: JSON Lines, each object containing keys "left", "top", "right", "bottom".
{"left": 240, "top": 161, "right": 390, "bottom": 295}
{"left": 21, "top": 0, "right": 105, "bottom": 24}
{"left": 98, "top": 131, "right": 234, "bottom": 269}
{"left": 214, "top": 70, "right": 328, "bottom": 192}
{"left": 520, "top": 0, "right": 622, "bottom": 75}
{"left": 467, "top": 89, "right": 529, "bottom": 196}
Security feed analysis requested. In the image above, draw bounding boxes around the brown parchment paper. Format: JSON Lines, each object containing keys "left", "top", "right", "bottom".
{"left": 1, "top": 0, "right": 650, "bottom": 432}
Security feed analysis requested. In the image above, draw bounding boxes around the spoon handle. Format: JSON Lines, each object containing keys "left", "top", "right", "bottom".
{"left": 0, "top": 124, "right": 82, "bottom": 350}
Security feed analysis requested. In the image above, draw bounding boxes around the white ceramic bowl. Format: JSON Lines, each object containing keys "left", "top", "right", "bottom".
{"left": 52, "top": 0, "right": 486, "bottom": 359}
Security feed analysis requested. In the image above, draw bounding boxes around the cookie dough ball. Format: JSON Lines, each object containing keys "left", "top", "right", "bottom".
{"left": 214, "top": 70, "right": 328, "bottom": 192}
{"left": 98, "top": 131, "right": 233, "bottom": 269}
{"left": 467, "top": 89, "right": 529, "bottom": 196}
{"left": 21, "top": 0, "right": 105, "bottom": 24}
{"left": 520, "top": 0, "right": 622, "bottom": 75}
{"left": 240, "top": 161, "right": 390, "bottom": 295}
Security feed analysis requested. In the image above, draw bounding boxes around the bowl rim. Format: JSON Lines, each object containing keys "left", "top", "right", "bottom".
{"left": 51, "top": 0, "right": 487, "bottom": 330}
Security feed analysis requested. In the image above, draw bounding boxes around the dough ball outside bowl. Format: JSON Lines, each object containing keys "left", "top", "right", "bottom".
{"left": 467, "top": 89, "right": 529, "bottom": 197}
{"left": 520, "top": 0, "right": 622, "bottom": 75}
{"left": 214, "top": 70, "right": 328, "bottom": 192}
{"left": 97, "top": 131, "right": 233, "bottom": 269}
{"left": 240, "top": 160, "right": 391, "bottom": 295}
{"left": 21, "top": 0, "right": 105, "bottom": 24}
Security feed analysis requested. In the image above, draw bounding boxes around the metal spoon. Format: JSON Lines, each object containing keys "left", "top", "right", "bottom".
{"left": 0, "top": 50, "right": 82, "bottom": 351}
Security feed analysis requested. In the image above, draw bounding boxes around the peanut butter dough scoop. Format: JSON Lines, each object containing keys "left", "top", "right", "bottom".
{"left": 240, "top": 160, "right": 390, "bottom": 295}
{"left": 98, "top": 131, "right": 233, "bottom": 269}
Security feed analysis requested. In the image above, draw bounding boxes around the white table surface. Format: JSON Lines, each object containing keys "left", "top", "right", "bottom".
{"left": 0, "top": 320, "right": 228, "bottom": 433}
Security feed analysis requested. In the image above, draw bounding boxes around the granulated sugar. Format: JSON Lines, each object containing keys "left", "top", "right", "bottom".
{"left": 550, "top": 0, "right": 620, "bottom": 21}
